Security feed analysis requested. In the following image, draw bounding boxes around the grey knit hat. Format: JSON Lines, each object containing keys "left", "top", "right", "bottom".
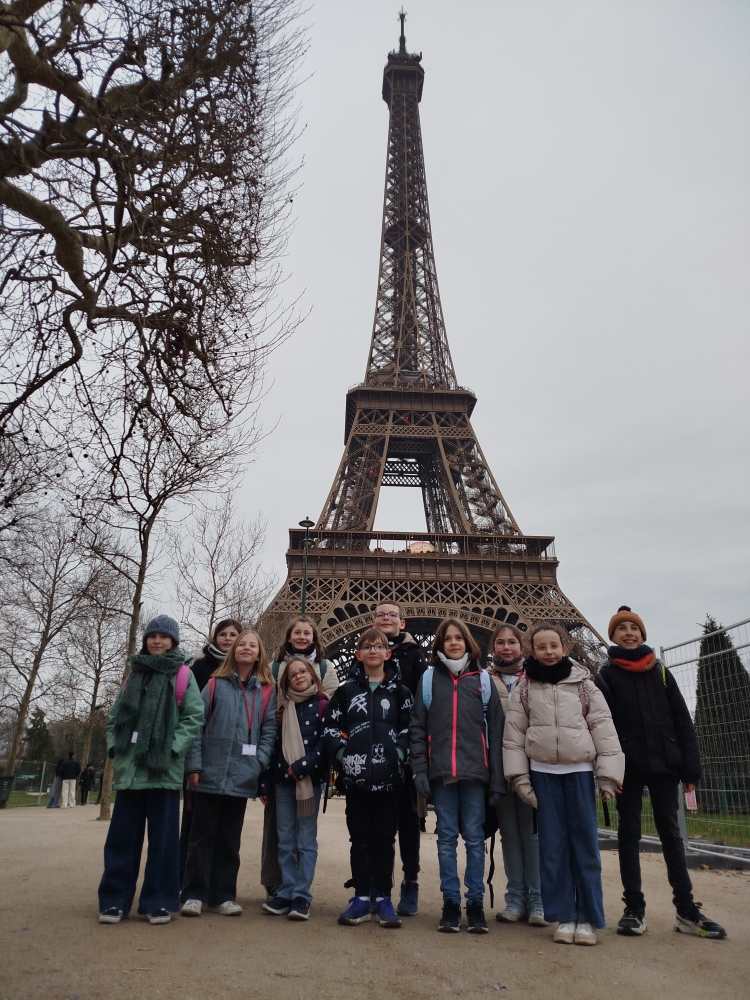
{"left": 143, "top": 615, "right": 180, "bottom": 646}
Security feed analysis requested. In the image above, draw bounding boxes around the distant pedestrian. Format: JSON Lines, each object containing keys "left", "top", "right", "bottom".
{"left": 503, "top": 623, "right": 624, "bottom": 947}
{"left": 59, "top": 752, "right": 81, "bottom": 807}
{"left": 47, "top": 760, "right": 63, "bottom": 809}
{"left": 80, "top": 764, "right": 95, "bottom": 805}
{"left": 97, "top": 615, "right": 203, "bottom": 926}
{"left": 487, "top": 624, "right": 546, "bottom": 927}
{"left": 595, "top": 606, "right": 726, "bottom": 940}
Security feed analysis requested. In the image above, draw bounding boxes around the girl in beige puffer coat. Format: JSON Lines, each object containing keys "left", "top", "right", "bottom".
{"left": 503, "top": 624, "right": 624, "bottom": 947}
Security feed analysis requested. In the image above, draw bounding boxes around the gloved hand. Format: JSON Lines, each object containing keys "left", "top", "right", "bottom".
{"left": 597, "top": 776, "right": 621, "bottom": 802}
{"left": 414, "top": 771, "right": 431, "bottom": 800}
{"left": 512, "top": 774, "right": 538, "bottom": 809}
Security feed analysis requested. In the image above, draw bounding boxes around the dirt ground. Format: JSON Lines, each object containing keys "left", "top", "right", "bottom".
{"left": 1, "top": 799, "right": 748, "bottom": 1000}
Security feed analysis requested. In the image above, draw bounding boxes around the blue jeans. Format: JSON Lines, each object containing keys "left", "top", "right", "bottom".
{"left": 98, "top": 789, "right": 180, "bottom": 915}
{"left": 431, "top": 780, "right": 486, "bottom": 904}
{"left": 276, "top": 783, "right": 322, "bottom": 904}
{"left": 495, "top": 791, "right": 542, "bottom": 913}
{"left": 531, "top": 770, "right": 605, "bottom": 928}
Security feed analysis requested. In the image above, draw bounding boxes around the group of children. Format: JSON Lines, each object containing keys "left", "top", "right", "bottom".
{"left": 97, "top": 602, "right": 727, "bottom": 944}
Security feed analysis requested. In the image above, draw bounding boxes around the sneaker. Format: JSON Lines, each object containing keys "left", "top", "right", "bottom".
{"left": 529, "top": 909, "right": 549, "bottom": 927}
{"left": 288, "top": 898, "right": 311, "bottom": 921}
{"left": 496, "top": 905, "right": 524, "bottom": 923}
{"left": 617, "top": 907, "right": 647, "bottom": 936}
{"left": 376, "top": 895, "right": 402, "bottom": 928}
{"left": 674, "top": 903, "right": 726, "bottom": 939}
{"left": 262, "top": 896, "right": 292, "bottom": 916}
{"left": 148, "top": 909, "right": 171, "bottom": 925}
{"left": 264, "top": 885, "right": 280, "bottom": 901}
{"left": 180, "top": 899, "right": 202, "bottom": 917}
{"left": 553, "top": 921, "right": 576, "bottom": 944}
{"left": 466, "top": 901, "right": 488, "bottom": 934}
{"left": 99, "top": 908, "right": 124, "bottom": 924}
{"left": 438, "top": 899, "right": 462, "bottom": 933}
{"left": 338, "top": 896, "right": 372, "bottom": 925}
{"left": 209, "top": 900, "right": 242, "bottom": 916}
{"left": 574, "top": 922, "right": 597, "bottom": 946}
{"left": 397, "top": 880, "right": 419, "bottom": 916}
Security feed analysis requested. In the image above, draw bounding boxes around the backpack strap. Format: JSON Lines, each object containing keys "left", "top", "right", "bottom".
{"left": 421, "top": 667, "right": 434, "bottom": 710}
{"left": 271, "top": 660, "right": 280, "bottom": 681}
{"left": 519, "top": 675, "right": 530, "bottom": 715}
{"left": 206, "top": 676, "right": 217, "bottom": 722}
{"left": 175, "top": 664, "right": 191, "bottom": 708}
{"left": 479, "top": 669, "right": 492, "bottom": 711}
{"left": 661, "top": 662, "right": 667, "bottom": 686}
{"left": 319, "top": 658, "right": 327, "bottom": 681}
{"left": 317, "top": 696, "right": 328, "bottom": 720}
{"left": 259, "top": 682, "right": 273, "bottom": 723}
{"left": 578, "top": 681, "right": 591, "bottom": 719}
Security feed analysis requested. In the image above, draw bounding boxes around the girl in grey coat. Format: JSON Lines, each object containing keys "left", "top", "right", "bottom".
{"left": 180, "top": 631, "right": 276, "bottom": 917}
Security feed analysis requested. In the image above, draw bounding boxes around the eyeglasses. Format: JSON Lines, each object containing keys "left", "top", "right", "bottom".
{"left": 360, "top": 643, "right": 387, "bottom": 652}
{"left": 374, "top": 611, "right": 400, "bottom": 620}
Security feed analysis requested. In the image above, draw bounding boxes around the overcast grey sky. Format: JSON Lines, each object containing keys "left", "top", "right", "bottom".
{"left": 239, "top": 0, "right": 750, "bottom": 650}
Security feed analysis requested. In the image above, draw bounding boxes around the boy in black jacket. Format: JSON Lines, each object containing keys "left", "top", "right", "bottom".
{"left": 596, "top": 606, "right": 726, "bottom": 939}
{"left": 372, "top": 601, "right": 428, "bottom": 915}
{"left": 323, "top": 627, "right": 412, "bottom": 929}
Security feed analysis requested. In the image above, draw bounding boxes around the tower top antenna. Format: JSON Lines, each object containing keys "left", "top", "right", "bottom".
{"left": 398, "top": 8, "right": 406, "bottom": 55}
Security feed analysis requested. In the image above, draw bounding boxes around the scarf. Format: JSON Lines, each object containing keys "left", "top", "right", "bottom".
{"left": 609, "top": 644, "right": 657, "bottom": 673}
{"left": 524, "top": 655, "right": 573, "bottom": 685}
{"left": 205, "top": 642, "right": 227, "bottom": 664}
{"left": 490, "top": 653, "right": 525, "bottom": 675}
{"left": 437, "top": 651, "right": 469, "bottom": 676}
{"left": 282, "top": 684, "right": 320, "bottom": 816}
{"left": 113, "top": 647, "right": 187, "bottom": 774}
{"left": 285, "top": 642, "right": 316, "bottom": 661}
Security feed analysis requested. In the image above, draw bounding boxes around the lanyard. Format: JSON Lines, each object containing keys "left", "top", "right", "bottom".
{"left": 240, "top": 680, "right": 258, "bottom": 740}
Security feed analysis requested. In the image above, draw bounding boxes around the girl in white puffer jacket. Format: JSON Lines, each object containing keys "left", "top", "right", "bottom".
{"left": 503, "top": 623, "right": 624, "bottom": 947}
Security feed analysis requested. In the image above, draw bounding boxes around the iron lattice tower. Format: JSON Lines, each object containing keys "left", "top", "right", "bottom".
{"left": 261, "top": 19, "right": 604, "bottom": 674}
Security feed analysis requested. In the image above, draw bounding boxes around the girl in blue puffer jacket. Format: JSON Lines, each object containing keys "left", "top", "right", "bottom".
{"left": 180, "top": 630, "right": 276, "bottom": 917}
{"left": 260, "top": 657, "right": 329, "bottom": 921}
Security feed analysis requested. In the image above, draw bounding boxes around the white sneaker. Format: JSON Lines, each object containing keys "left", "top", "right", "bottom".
{"left": 574, "top": 922, "right": 597, "bottom": 946}
{"left": 209, "top": 900, "right": 242, "bottom": 916}
{"left": 529, "top": 909, "right": 549, "bottom": 927}
{"left": 553, "top": 921, "right": 576, "bottom": 944}
{"left": 496, "top": 906, "right": 525, "bottom": 922}
{"left": 181, "top": 899, "right": 202, "bottom": 917}
{"left": 99, "top": 908, "right": 124, "bottom": 924}
{"left": 148, "top": 909, "right": 172, "bottom": 924}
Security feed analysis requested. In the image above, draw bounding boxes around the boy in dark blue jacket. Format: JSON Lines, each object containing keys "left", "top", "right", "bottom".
{"left": 323, "top": 627, "right": 412, "bottom": 928}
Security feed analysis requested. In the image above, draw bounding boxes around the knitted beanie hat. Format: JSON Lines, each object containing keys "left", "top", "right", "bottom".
{"left": 608, "top": 606, "right": 647, "bottom": 642}
{"left": 143, "top": 614, "right": 180, "bottom": 646}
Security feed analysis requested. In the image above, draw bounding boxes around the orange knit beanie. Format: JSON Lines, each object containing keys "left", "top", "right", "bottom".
{"left": 608, "top": 605, "right": 647, "bottom": 642}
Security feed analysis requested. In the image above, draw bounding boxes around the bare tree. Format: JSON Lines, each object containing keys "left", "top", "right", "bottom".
{"left": 172, "top": 494, "right": 276, "bottom": 648}
{"left": 0, "top": 511, "right": 101, "bottom": 775}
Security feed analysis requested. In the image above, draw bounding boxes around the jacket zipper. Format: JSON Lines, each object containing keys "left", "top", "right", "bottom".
{"left": 481, "top": 732, "right": 488, "bottom": 768}
{"left": 452, "top": 676, "right": 459, "bottom": 776}
{"left": 427, "top": 733, "right": 431, "bottom": 764}
{"left": 554, "top": 684, "right": 559, "bottom": 763}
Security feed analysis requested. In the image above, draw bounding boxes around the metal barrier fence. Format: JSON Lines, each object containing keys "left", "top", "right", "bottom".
{"left": 598, "top": 618, "right": 750, "bottom": 861}
{"left": 6, "top": 760, "right": 50, "bottom": 805}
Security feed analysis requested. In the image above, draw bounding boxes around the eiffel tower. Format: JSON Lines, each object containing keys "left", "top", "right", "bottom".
{"left": 260, "top": 16, "right": 604, "bottom": 674}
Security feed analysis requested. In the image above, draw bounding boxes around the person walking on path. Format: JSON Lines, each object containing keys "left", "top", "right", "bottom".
{"left": 47, "top": 760, "right": 63, "bottom": 808}
{"left": 410, "top": 617, "right": 505, "bottom": 935}
{"left": 260, "top": 657, "right": 329, "bottom": 921}
{"left": 324, "top": 627, "right": 412, "bottom": 930}
{"left": 595, "top": 606, "right": 726, "bottom": 940}
{"left": 79, "top": 764, "right": 95, "bottom": 805}
{"left": 59, "top": 752, "right": 81, "bottom": 807}
{"left": 261, "top": 616, "right": 338, "bottom": 902}
{"left": 487, "top": 624, "right": 546, "bottom": 927}
{"left": 179, "top": 618, "right": 243, "bottom": 880}
{"left": 371, "top": 601, "right": 428, "bottom": 916}
{"left": 97, "top": 615, "right": 204, "bottom": 926}
{"left": 503, "top": 623, "right": 624, "bottom": 947}
{"left": 181, "top": 631, "right": 276, "bottom": 918}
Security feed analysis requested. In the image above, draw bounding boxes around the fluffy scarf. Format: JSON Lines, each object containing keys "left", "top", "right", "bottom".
{"left": 284, "top": 642, "right": 316, "bottom": 662}
{"left": 282, "top": 684, "right": 321, "bottom": 816}
{"left": 609, "top": 644, "right": 657, "bottom": 672}
{"left": 437, "top": 651, "right": 469, "bottom": 676}
{"left": 524, "top": 655, "right": 573, "bottom": 685}
{"left": 204, "top": 642, "right": 227, "bottom": 664}
{"left": 113, "top": 647, "right": 187, "bottom": 774}
{"left": 490, "top": 653, "right": 525, "bottom": 675}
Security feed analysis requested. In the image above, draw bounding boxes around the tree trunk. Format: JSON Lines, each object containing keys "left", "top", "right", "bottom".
{"left": 4, "top": 648, "right": 45, "bottom": 777}
{"left": 98, "top": 520, "right": 154, "bottom": 821}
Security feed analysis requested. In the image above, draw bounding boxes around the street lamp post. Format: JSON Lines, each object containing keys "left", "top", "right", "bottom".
{"left": 299, "top": 517, "right": 314, "bottom": 615}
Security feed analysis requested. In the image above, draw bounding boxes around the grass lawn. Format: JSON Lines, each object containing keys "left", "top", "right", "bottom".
{"left": 597, "top": 797, "right": 750, "bottom": 849}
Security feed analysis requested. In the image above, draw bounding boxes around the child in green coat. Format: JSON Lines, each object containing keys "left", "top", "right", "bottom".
{"left": 98, "top": 616, "right": 204, "bottom": 925}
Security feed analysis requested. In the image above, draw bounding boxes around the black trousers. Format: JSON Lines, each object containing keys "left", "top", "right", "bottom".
{"left": 80, "top": 789, "right": 89, "bottom": 805}
{"left": 260, "top": 783, "right": 282, "bottom": 889}
{"left": 181, "top": 792, "right": 247, "bottom": 906}
{"left": 179, "top": 784, "right": 194, "bottom": 883}
{"left": 345, "top": 789, "right": 399, "bottom": 896}
{"left": 98, "top": 789, "right": 180, "bottom": 915}
{"left": 616, "top": 768, "right": 694, "bottom": 912}
{"left": 398, "top": 768, "right": 421, "bottom": 881}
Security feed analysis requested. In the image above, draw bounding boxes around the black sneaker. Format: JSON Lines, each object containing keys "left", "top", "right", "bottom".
{"left": 288, "top": 898, "right": 311, "bottom": 921}
{"left": 438, "top": 899, "right": 461, "bottom": 933}
{"left": 617, "top": 907, "right": 647, "bottom": 936}
{"left": 675, "top": 903, "right": 726, "bottom": 939}
{"left": 148, "top": 909, "right": 171, "bottom": 925}
{"left": 466, "top": 901, "right": 488, "bottom": 934}
{"left": 264, "top": 885, "right": 281, "bottom": 901}
{"left": 99, "top": 907, "right": 124, "bottom": 924}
